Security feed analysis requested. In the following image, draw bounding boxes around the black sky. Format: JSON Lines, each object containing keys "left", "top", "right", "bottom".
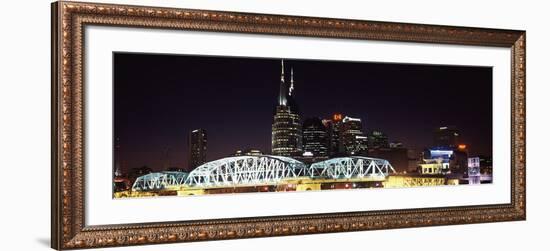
{"left": 114, "top": 53, "right": 492, "bottom": 172}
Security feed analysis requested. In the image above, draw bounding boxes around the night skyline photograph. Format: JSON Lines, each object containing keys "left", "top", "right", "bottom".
{"left": 113, "top": 52, "right": 493, "bottom": 198}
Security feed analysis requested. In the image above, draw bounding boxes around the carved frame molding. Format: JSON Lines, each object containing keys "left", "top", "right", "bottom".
{"left": 51, "top": 1, "right": 526, "bottom": 249}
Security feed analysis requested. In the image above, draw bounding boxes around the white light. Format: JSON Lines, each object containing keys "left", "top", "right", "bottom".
{"left": 343, "top": 116, "right": 361, "bottom": 123}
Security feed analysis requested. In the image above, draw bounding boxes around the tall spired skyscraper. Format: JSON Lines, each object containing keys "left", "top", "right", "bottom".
{"left": 272, "top": 60, "right": 302, "bottom": 156}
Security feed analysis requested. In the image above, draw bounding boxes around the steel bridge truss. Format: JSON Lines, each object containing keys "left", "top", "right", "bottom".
{"left": 308, "top": 157, "right": 396, "bottom": 179}
{"left": 132, "top": 171, "right": 188, "bottom": 191}
{"left": 184, "top": 155, "right": 307, "bottom": 187}
{"left": 130, "top": 156, "right": 395, "bottom": 191}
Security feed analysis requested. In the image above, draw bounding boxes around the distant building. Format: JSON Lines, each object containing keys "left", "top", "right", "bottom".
{"left": 421, "top": 147, "right": 452, "bottom": 174}
{"left": 467, "top": 157, "right": 481, "bottom": 184}
{"left": 389, "top": 141, "right": 403, "bottom": 148}
{"left": 113, "top": 176, "right": 132, "bottom": 192}
{"left": 419, "top": 159, "right": 448, "bottom": 175}
{"left": 451, "top": 147, "right": 468, "bottom": 175}
{"left": 368, "top": 130, "right": 389, "bottom": 149}
{"left": 322, "top": 113, "right": 344, "bottom": 157}
{"left": 426, "top": 147, "right": 454, "bottom": 160}
{"left": 234, "top": 149, "right": 263, "bottom": 156}
{"left": 429, "top": 126, "right": 468, "bottom": 175}
{"left": 340, "top": 116, "right": 368, "bottom": 155}
{"left": 272, "top": 60, "right": 303, "bottom": 157}
{"left": 188, "top": 129, "right": 207, "bottom": 170}
{"left": 434, "top": 126, "right": 460, "bottom": 148}
{"left": 478, "top": 155, "right": 493, "bottom": 175}
{"left": 302, "top": 117, "right": 329, "bottom": 158}
{"left": 422, "top": 146, "right": 468, "bottom": 175}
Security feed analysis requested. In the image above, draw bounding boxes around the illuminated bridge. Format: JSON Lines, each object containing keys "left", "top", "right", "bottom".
{"left": 309, "top": 157, "right": 395, "bottom": 179}
{"left": 132, "top": 171, "right": 187, "bottom": 191}
{"left": 184, "top": 155, "right": 307, "bottom": 187}
{"left": 130, "top": 155, "right": 397, "bottom": 193}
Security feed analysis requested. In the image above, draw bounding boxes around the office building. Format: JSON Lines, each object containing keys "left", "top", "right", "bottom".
{"left": 188, "top": 128, "right": 207, "bottom": 170}
{"left": 272, "top": 60, "right": 303, "bottom": 156}
{"left": 368, "top": 130, "right": 389, "bottom": 149}
{"left": 340, "top": 116, "right": 368, "bottom": 155}
{"left": 434, "top": 126, "right": 460, "bottom": 148}
{"left": 302, "top": 117, "right": 329, "bottom": 158}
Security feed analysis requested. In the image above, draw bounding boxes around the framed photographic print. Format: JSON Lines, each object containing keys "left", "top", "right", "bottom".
{"left": 51, "top": 1, "right": 526, "bottom": 249}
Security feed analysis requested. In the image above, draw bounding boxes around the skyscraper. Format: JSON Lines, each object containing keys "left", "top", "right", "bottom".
{"left": 188, "top": 129, "right": 207, "bottom": 170}
{"left": 368, "top": 130, "right": 389, "bottom": 149}
{"left": 302, "top": 117, "right": 329, "bottom": 158}
{"left": 322, "top": 113, "right": 344, "bottom": 157}
{"left": 433, "top": 126, "right": 460, "bottom": 148}
{"left": 340, "top": 116, "right": 368, "bottom": 155}
{"left": 272, "top": 60, "right": 302, "bottom": 157}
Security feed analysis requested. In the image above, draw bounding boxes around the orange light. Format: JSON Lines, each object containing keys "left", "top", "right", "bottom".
{"left": 458, "top": 144, "right": 467, "bottom": 150}
{"left": 333, "top": 113, "right": 343, "bottom": 121}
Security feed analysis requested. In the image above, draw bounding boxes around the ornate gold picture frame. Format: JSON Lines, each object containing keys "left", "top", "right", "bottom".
{"left": 51, "top": 1, "right": 525, "bottom": 249}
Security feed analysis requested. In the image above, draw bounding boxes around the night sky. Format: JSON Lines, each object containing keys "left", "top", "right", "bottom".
{"left": 114, "top": 53, "right": 492, "bottom": 172}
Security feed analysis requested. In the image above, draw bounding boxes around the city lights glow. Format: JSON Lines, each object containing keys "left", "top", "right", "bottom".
{"left": 113, "top": 55, "right": 493, "bottom": 198}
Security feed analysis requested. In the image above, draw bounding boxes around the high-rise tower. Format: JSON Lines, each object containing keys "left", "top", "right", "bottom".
{"left": 272, "top": 60, "right": 302, "bottom": 156}
{"left": 340, "top": 116, "right": 368, "bottom": 155}
{"left": 322, "top": 114, "right": 344, "bottom": 156}
{"left": 188, "top": 129, "right": 207, "bottom": 170}
{"left": 302, "top": 117, "right": 329, "bottom": 158}
{"left": 433, "top": 126, "right": 460, "bottom": 148}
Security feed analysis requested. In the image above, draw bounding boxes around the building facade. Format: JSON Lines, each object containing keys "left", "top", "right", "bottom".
{"left": 368, "top": 130, "right": 389, "bottom": 149}
{"left": 433, "top": 126, "right": 460, "bottom": 148}
{"left": 234, "top": 149, "right": 263, "bottom": 156}
{"left": 188, "top": 129, "right": 207, "bottom": 170}
{"left": 322, "top": 113, "right": 344, "bottom": 157}
{"left": 272, "top": 60, "right": 303, "bottom": 156}
{"left": 419, "top": 160, "right": 448, "bottom": 175}
{"left": 302, "top": 117, "right": 329, "bottom": 158}
{"left": 421, "top": 146, "right": 468, "bottom": 175}
{"left": 340, "top": 116, "right": 368, "bottom": 155}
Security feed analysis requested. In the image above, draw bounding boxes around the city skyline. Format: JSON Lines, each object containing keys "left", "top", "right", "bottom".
{"left": 114, "top": 53, "right": 492, "bottom": 172}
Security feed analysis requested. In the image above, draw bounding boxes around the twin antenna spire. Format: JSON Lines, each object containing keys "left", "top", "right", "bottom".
{"left": 280, "top": 59, "right": 295, "bottom": 96}
{"left": 289, "top": 67, "right": 294, "bottom": 96}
